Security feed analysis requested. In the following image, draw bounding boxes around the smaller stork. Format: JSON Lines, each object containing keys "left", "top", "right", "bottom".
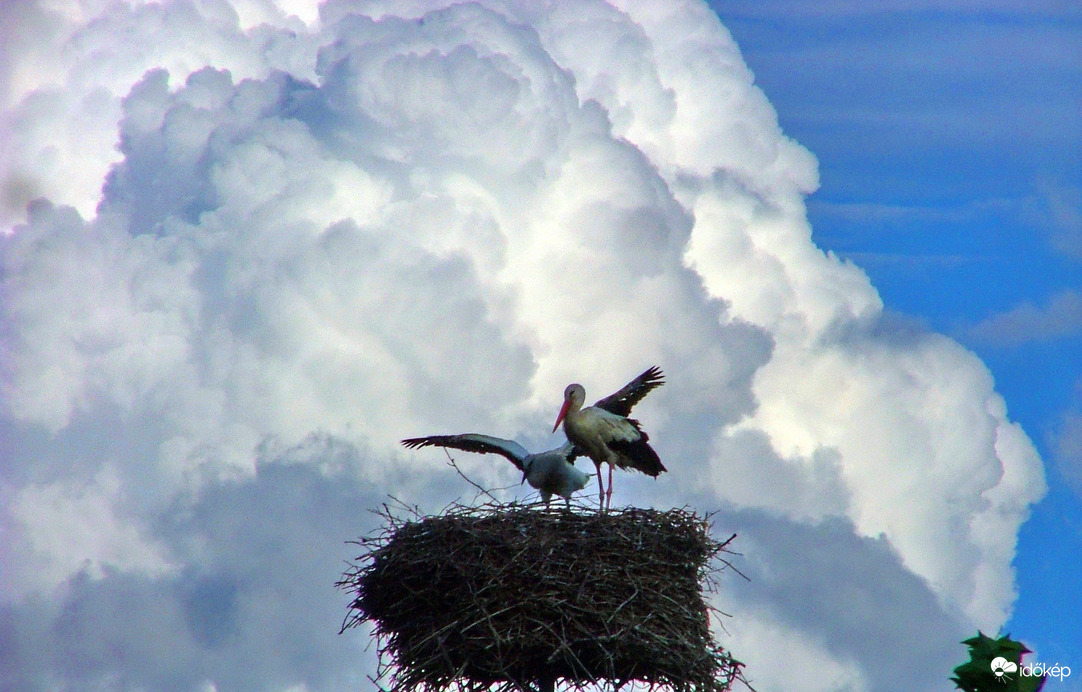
{"left": 401, "top": 434, "right": 590, "bottom": 506}
{"left": 553, "top": 367, "right": 666, "bottom": 509}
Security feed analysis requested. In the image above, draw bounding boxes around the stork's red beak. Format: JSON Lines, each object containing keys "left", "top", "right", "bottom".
{"left": 553, "top": 399, "right": 571, "bottom": 433}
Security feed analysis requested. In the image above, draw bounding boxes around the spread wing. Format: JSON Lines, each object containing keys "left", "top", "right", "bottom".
{"left": 593, "top": 366, "right": 664, "bottom": 417}
{"left": 401, "top": 434, "right": 530, "bottom": 472}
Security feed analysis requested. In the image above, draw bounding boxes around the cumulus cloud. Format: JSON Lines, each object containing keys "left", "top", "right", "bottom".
{"left": 0, "top": 0, "right": 1046, "bottom": 690}
{"left": 2, "top": 436, "right": 395, "bottom": 692}
{"left": 0, "top": 0, "right": 322, "bottom": 228}
{"left": 2, "top": 464, "right": 177, "bottom": 601}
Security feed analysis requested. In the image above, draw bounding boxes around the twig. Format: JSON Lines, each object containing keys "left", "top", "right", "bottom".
{"left": 443, "top": 450, "right": 502, "bottom": 503}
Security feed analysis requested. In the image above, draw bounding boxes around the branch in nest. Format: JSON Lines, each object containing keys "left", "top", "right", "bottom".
{"left": 443, "top": 450, "right": 501, "bottom": 503}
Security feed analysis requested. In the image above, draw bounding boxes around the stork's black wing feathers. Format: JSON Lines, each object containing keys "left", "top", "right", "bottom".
{"left": 594, "top": 366, "right": 664, "bottom": 417}
{"left": 608, "top": 436, "right": 666, "bottom": 476}
{"left": 607, "top": 417, "right": 667, "bottom": 476}
{"left": 401, "top": 434, "right": 530, "bottom": 472}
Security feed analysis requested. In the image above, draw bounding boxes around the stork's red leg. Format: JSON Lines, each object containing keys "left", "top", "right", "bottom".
{"left": 606, "top": 463, "right": 614, "bottom": 509}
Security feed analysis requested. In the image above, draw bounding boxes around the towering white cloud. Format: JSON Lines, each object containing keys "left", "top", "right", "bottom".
{"left": 0, "top": 1, "right": 1046, "bottom": 690}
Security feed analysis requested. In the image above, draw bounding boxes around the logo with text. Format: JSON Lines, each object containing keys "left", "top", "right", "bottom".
{"left": 990, "top": 656, "right": 1071, "bottom": 684}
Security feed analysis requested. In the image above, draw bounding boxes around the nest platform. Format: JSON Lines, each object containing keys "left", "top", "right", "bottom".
{"left": 338, "top": 503, "right": 745, "bottom": 692}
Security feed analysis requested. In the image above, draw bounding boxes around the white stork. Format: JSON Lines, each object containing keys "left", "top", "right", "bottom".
{"left": 552, "top": 366, "right": 666, "bottom": 509}
{"left": 402, "top": 367, "right": 664, "bottom": 507}
{"left": 401, "top": 434, "right": 589, "bottom": 506}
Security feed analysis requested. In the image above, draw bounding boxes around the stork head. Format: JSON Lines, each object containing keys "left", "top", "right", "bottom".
{"left": 552, "top": 383, "right": 585, "bottom": 432}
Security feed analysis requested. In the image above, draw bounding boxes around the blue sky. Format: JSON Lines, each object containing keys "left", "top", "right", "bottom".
{"left": 0, "top": 2, "right": 1077, "bottom": 690}
{"left": 709, "top": 0, "right": 1082, "bottom": 672}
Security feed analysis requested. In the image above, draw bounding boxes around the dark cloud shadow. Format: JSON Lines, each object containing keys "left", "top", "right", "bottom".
{"left": 710, "top": 507, "right": 970, "bottom": 692}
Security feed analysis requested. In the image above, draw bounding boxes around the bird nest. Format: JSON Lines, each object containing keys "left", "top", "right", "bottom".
{"left": 338, "top": 502, "right": 747, "bottom": 692}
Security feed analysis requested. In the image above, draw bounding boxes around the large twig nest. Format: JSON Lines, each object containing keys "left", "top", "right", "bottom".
{"left": 338, "top": 502, "right": 746, "bottom": 691}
